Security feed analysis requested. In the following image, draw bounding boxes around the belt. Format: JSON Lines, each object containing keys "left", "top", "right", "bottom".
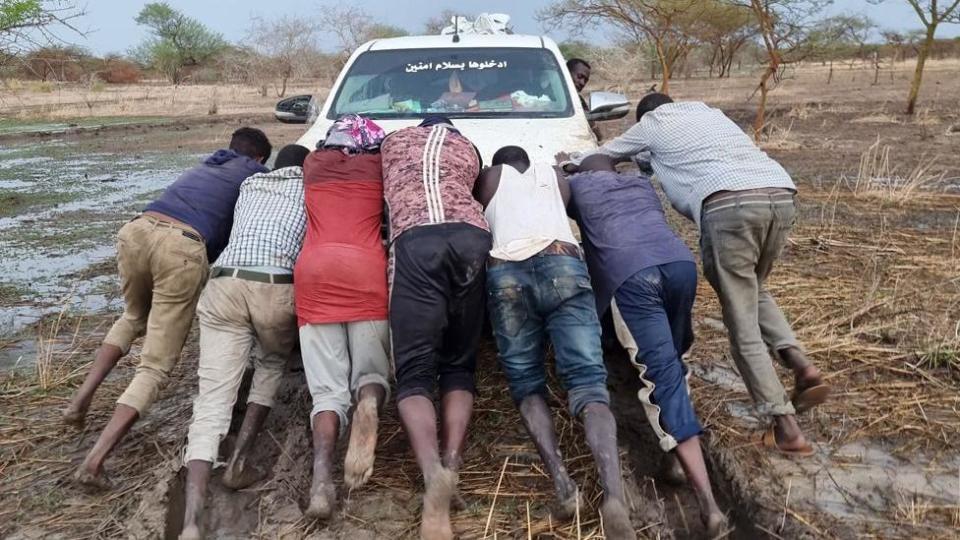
{"left": 703, "top": 187, "right": 794, "bottom": 207}
{"left": 136, "top": 214, "right": 203, "bottom": 243}
{"left": 488, "top": 240, "right": 583, "bottom": 268}
{"left": 210, "top": 267, "right": 294, "bottom": 284}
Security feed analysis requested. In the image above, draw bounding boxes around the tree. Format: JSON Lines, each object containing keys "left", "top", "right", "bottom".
{"left": 424, "top": 9, "right": 464, "bottom": 34}
{"left": 132, "top": 2, "right": 225, "bottom": 83}
{"left": 872, "top": 0, "right": 960, "bottom": 114}
{"left": 245, "top": 15, "right": 319, "bottom": 97}
{"left": 539, "top": 0, "right": 708, "bottom": 94}
{"left": 809, "top": 14, "right": 874, "bottom": 83}
{"left": 726, "top": 0, "right": 830, "bottom": 140}
{"left": 0, "top": 0, "right": 85, "bottom": 68}
{"left": 689, "top": 1, "right": 756, "bottom": 77}
{"left": 318, "top": 4, "right": 408, "bottom": 66}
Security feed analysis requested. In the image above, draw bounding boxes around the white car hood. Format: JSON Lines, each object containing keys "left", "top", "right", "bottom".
{"left": 297, "top": 116, "right": 597, "bottom": 166}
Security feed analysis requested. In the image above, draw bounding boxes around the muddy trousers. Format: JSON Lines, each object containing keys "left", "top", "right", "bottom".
{"left": 102, "top": 216, "right": 208, "bottom": 415}
{"left": 610, "top": 262, "right": 702, "bottom": 452}
{"left": 699, "top": 190, "right": 801, "bottom": 417}
{"left": 300, "top": 320, "right": 392, "bottom": 437}
{"left": 184, "top": 276, "right": 298, "bottom": 464}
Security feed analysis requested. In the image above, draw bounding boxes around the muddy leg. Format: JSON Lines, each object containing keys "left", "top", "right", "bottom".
{"left": 344, "top": 383, "right": 385, "bottom": 489}
{"left": 306, "top": 411, "right": 339, "bottom": 521}
{"left": 74, "top": 403, "right": 139, "bottom": 490}
{"left": 221, "top": 403, "right": 270, "bottom": 490}
{"left": 439, "top": 389, "right": 472, "bottom": 512}
{"left": 581, "top": 402, "right": 635, "bottom": 540}
{"left": 180, "top": 460, "right": 212, "bottom": 540}
{"left": 399, "top": 395, "right": 454, "bottom": 540}
{"left": 63, "top": 344, "right": 123, "bottom": 427}
{"left": 674, "top": 437, "right": 726, "bottom": 537}
{"left": 518, "top": 395, "right": 578, "bottom": 520}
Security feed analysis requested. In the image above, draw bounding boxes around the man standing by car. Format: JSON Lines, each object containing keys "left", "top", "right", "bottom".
{"left": 66, "top": 127, "right": 272, "bottom": 489}
{"left": 562, "top": 93, "right": 829, "bottom": 458}
{"left": 380, "top": 116, "right": 491, "bottom": 540}
{"left": 475, "top": 146, "right": 635, "bottom": 539}
{"left": 566, "top": 57, "right": 602, "bottom": 141}
{"left": 177, "top": 144, "right": 308, "bottom": 540}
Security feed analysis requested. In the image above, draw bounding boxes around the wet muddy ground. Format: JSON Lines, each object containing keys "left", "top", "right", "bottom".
{"left": 2, "top": 82, "right": 959, "bottom": 539}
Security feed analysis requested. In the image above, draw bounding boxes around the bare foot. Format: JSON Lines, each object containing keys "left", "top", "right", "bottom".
{"left": 344, "top": 394, "right": 379, "bottom": 489}
{"left": 420, "top": 467, "right": 456, "bottom": 540}
{"left": 659, "top": 453, "right": 687, "bottom": 486}
{"left": 74, "top": 465, "right": 112, "bottom": 491}
{"left": 179, "top": 523, "right": 202, "bottom": 540}
{"left": 304, "top": 481, "right": 336, "bottom": 521}
{"left": 703, "top": 511, "right": 729, "bottom": 539}
{"left": 553, "top": 486, "right": 579, "bottom": 521}
{"left": 62, "top": 405, "right": 87, "bottom": 428}
{"left": 451, "top": 488, "right": 467, "bottom": 511}
{"left": 600, "top": 498, "right": 635, "bottom": 540}
{"left": 221, "top": 458, "right": 264, "bottom": 490}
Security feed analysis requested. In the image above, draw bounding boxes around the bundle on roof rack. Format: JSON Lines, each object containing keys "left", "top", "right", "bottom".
{"left": 440, "top": 13, "right": 511, "bottom": 36}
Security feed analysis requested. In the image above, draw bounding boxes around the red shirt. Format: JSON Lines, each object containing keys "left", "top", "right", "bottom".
{"left": 294, "top": 150, "right": 388, "bottom": 325}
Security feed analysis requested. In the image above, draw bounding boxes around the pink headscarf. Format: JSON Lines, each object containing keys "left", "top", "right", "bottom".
{"left": 322, "top": 114, "right": 386, "bottom": 153}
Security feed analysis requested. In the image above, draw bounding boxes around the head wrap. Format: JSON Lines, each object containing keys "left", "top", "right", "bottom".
{"left": 321, "top": 114, "right": 386, "bottom": 153}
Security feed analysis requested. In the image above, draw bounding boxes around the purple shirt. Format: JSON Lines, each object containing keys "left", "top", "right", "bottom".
{"left": 145, "top": 149, "right": 268, "bottom": 262}
{"left": 569, "top": 170, "right": 695, "bottom": 314}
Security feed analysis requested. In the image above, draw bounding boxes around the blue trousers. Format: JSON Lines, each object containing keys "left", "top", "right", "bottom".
{"left": 487, "top": 254, "right": 609, "bottom": 416}
{"left": 612, "top": 261, "right": 703, "bottom": 451}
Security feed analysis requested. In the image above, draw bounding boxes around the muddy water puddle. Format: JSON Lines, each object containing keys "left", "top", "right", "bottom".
{"left": 0, "top": 138, "right": 201, "bottom": 364}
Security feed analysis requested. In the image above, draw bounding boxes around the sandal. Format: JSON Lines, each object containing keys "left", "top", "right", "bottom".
{"left": 752, "top": 425, "right": 815, "bottom": 458}
{"left": 791, "top": 383, "right": 830, "bottom": 413}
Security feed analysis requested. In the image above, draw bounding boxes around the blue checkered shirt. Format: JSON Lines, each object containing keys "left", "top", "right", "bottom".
{"left": 572, "top": 101, "right": 796, "bottom": 226}
{"left": 212, "top": 166, "right": 306, "bottom": 271}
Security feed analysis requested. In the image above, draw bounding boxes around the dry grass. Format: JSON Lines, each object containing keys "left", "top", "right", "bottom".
{"left": 843, "top": 137, "right": 946, "bottom": 204}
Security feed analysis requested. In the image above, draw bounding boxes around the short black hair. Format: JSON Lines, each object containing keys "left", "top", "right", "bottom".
{"left": 636, "top": 92, "right": 673, "bottom": 122}
{"left": 492, "top": 145, "right": 530, "bottom": 169}
{"left": 230, "top": 127, "right": 272, "bottom": 163}
{"left": 273, "top": 144, "right": 310, "bottom": 170}
{"left": 566, "top": 58, "right": 591, "bottom": 72}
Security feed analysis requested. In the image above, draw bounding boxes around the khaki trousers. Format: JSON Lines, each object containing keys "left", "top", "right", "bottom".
{"left": 699, "top": 190, "right": 801, "bottom": 417}
{"left": 104, "top": 216, "right": 208, "bottom": 415}
{"left": 184, "top": 276, "right": 298, "bottom": 463}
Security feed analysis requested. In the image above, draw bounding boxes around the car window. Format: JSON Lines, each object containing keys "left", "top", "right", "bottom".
{"left": 328, "top": 48, "right": 573, "bottom": 120}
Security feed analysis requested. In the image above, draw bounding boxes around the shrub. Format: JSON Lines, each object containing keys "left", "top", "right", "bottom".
{"left": 96, "top": 58, "right": 141, "bottom": 84}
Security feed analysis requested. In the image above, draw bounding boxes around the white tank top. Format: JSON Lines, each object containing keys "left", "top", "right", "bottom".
{"left": 485, "top": 163, "right": 578, "bottom": 261}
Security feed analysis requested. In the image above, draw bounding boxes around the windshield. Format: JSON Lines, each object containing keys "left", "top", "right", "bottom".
{"left": 328, "top": 47, "right": 573, "bottom": 120}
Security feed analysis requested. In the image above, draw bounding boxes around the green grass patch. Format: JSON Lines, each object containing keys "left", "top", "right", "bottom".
{"left": 0, "top": 190, "right": 78, "bottom": 218}
{"left": 0, "top": 116, "right": 169, "bottom": 136}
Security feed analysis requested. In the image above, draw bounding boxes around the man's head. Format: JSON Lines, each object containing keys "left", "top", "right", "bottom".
{"left": 492, "top": 145, "right": 530, "bottom": 173}
{"left": 566, "top": 58, "right": 591, "bottom": 93}
{"left": 273, "top": 144, "right": 310, "bottom": 170}
{"left": 578, "top": 154, "right": 616, "bottom": 173}
{"left": 636, "top": 92, "right": 673, "bottom": 122}
{"left": 230, "top": 127, "right": 272, "bottom": 164}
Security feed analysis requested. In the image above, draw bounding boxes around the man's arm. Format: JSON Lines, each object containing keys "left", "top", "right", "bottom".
{"left": 474, "top": 165, "right": 501, "bottom": 209}
{"left": 566, "top": 121, "right": 653, "bottom": 169}
{"left": 553, "top": 166, "right": 571, "bottom": 207}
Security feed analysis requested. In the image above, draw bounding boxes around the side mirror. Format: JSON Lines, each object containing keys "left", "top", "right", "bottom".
{"left": 586, "top": 91, "right": 629, "bottom": 121}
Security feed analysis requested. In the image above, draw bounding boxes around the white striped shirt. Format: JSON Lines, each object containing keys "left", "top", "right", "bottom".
{"left": 571, "top": 101, "right": 796, "bottom": 226}
{"left": 212, "top": 166, "right": 307, "bottom": 271}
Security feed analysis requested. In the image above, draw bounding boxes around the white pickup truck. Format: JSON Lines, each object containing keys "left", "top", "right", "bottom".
{"left": 296, "top": 32, "right": 629, "bottom": 164}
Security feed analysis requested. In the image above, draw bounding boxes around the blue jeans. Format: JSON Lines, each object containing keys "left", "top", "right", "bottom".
{"left": 611, "top": 261, "right": 703, "bottom": 451}
{"left": 486, "top": 254, "right": 609, "bottom": 416}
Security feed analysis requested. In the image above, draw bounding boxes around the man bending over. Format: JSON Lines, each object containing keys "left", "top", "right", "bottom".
{"left": 178, "top": 144, "right": 309, "bottom": 539}
{"left": 66, "top": 127, "right": 272, "bottom": 489}
{"left": 570, "top": 154, "right": 726, "bottom": 536}
{"left": 475, "top": 146, "right": 634, "bottom": 539}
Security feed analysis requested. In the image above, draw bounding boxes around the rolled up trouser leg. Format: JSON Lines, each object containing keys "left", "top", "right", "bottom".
{"left": 301, "top": 323, "right": 352, "bottom": 436}
{"left": 346, "top": 320, "right": 392, "bottom": 404}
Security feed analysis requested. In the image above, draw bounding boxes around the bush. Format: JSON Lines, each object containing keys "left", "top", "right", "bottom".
{"left": 96, "top": 58, "right": 141, "bottom": 84}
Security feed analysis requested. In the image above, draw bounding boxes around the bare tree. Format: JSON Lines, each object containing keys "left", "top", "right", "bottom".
{"left": 246, "top": 15, "right": 319, "bottom": 97}
{"left": 0, "top": 0, "right": 86, "bottom": 68}
{"left": 538, "top": 0, "right": 707, "bottom": 93}
{"left": 726, "top": 0, "right": 829, "bottom": 140}
{"left": 871, "top": 0, "right": 960, "bottom": 114}
{"left": 318, "top": 4, "right": 408, "bottom": 65}
{"left": 424, "top": 9, "right": 465, "bottom": 34}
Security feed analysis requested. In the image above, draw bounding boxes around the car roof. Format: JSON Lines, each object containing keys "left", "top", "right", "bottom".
{"left": 365, "top": 33, "right": 549, "bottom": 51}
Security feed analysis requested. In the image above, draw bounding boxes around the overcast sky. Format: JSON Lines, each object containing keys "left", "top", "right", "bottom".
{"left": 70, "top": 0, "right": 960, "bottom": 56}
